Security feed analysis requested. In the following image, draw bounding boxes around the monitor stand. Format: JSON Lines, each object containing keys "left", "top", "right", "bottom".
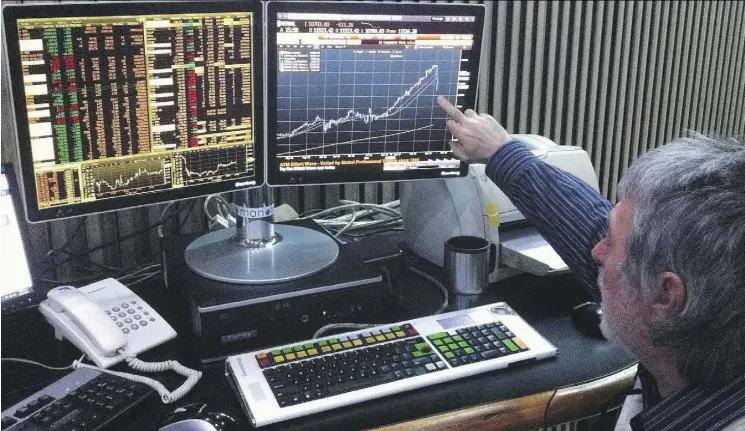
{"left": 184, "top": 185, "right": 339, "bottom": 284}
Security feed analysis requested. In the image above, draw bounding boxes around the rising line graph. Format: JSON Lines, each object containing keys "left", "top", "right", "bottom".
{"left": 276, "top": 49, "right": 461, "bottom": 156}
{"left": 278, "top": 64, "right": 439, "bottom": 139}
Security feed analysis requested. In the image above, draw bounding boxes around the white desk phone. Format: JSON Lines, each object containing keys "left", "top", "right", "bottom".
{"left": 39, "top": 278, "right": 201, "bottom": 403}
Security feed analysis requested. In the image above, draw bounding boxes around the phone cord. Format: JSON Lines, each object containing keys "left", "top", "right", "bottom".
{"left": 74, "top": 355, "right": 202, "bottom": 403}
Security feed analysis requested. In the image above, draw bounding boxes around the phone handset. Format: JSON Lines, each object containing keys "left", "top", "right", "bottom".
{"left": 41, "top": 280, "right": 202, "bottom": 404}
{"left": 47, "top": 286, "right": 127, "bottom": 357}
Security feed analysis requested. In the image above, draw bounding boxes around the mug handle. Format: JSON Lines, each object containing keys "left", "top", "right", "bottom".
{"left": 489, "top": 243, "right": 497, "bottom": 272}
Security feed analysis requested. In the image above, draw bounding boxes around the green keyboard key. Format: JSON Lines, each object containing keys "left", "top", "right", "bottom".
{"left": 329, "top": 338, "right": 339, "bottom": 344}
{"left": 415, "top": 342, "right": 431, "bottom": 352}
{"left": 271, "top": 349, "right": 282, "bottom": 356}
{"left": 464, "top": 347, "right": 475, "bottom": 354}
{"left": 453, "top": 335, "right": 464, "bottom": 342}
{"left": 282, "top": 347, "right": 293, "bottom": 354}
{"left": 429, "top": 332, "right": 448, "bottom": 340}
{"left": 294, "top": 345, "right": 304, "bottom": 352}
{"left": 458, "top": 341, "right": 469, "bottom": 348}
{"left": 444, "top": 352, "right": 456, "bottom": 359}
{"left": 443, "top": 337, "right": 454, "bottom": 344}
{"left": 448, "top": 343, "right": 458, "bottom": 350}
{"left": 318, "top": 340, "right": 328, "bottom": 346}
{"left": 391, "top": 326, "right": 401, "bottom": 331}
{"left": 503, "top": 339, "right": 519, "bottom": 352}
{"left": 433, "top": 339, "right": 444, "bottom": 346}
{"left": 304, "top": 343, "right": 314, "bottom": 349}
{"left": 439, "top": 345, "right": 450, "bottom": 352}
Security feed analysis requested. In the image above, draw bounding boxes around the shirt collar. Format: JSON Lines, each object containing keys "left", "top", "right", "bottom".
{"left": 630, "top": 368, "right": 745, "bottom": 431}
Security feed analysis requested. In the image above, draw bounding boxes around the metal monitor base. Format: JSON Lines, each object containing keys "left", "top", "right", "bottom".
{"left": 184, "top": 224, "right": 339, "bottom": 284}
{"left": 183, "top": 185, "right": 339, "bottom": 284}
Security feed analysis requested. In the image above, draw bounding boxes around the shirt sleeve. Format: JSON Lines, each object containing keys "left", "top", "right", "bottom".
{"left": 484, "top": 140, "right": 612, "bottom": 298}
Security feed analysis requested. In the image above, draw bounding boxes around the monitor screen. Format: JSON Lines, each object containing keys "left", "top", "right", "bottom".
{"left": 0, "top": 169, "right": 34, "bottom": 311}
{"left": 265, "top": 1, "right": 485, "bottom": 185}
{"left": 3, "top": 2, "right": 263, "bottom": 222}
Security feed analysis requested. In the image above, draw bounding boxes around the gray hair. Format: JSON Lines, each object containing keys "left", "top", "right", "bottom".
{"left": 617, "top": 134, "right": 745, "bottom": 386}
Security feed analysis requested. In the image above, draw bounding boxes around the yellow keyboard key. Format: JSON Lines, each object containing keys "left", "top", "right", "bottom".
{"left": 375, "top": 335, "right": 386, "bottom": 342}
{"left": 297, "top": 351, "right": 307, "bottom": 358}
{"left": 342, "top": 341, "right": 353, "bottom": 348}
{"left": 308, "top": 348, "right": 319, "bottom": 355}
{"left": 353, "top": 339, "right": 363, "bottom": 346}
{"left": 513, "top": 337, "right": 528, "bottom": 350}
{"left": 285, "top": 353, "right": 296, "bottom": 360}
{"left": 273, "top": 355, "right": 285, "bottom": 363}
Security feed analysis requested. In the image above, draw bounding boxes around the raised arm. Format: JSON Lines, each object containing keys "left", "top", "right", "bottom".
{"left": 438, "top": 96, "right": 610, "bottom": 297}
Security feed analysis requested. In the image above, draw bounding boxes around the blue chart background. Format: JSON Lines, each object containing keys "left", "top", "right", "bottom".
{"left": 276, "top": 48, "right": 461, "bottom": 156}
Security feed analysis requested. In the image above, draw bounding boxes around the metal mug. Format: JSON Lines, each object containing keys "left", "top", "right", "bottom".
{"left": 444, "top": 236, "right": 497, "bottom": 295}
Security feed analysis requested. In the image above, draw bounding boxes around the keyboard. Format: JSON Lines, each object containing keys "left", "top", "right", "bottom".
{"left": 1, "top": 368, "right": 152, "bottom": 430}
{"left": 226, "top": 302, "right": 558, "bottom": 427}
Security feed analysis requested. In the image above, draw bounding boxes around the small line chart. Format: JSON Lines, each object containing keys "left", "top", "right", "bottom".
{"left": 86, "top": 157, "right": 169, "bottom": 196}
{"left": 276, "top": 48, "right": 461, "bottom": 156}
{"left": 177, "top": 146, "right": 252, "bottom": 185}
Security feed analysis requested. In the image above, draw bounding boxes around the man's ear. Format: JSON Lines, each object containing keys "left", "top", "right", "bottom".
{"left": 652, "top": 272, "right": 687, "bottom": 318}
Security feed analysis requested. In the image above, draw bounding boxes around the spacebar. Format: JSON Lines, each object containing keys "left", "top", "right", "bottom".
{"left": 326, "top": 373, "right": 396, "bottom": 396}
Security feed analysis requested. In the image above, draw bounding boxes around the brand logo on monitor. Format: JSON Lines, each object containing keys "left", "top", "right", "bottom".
{"left": 234, "top": 180, "right": 257, "bottom": 188}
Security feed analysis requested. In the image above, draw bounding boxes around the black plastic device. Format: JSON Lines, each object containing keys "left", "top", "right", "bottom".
{"left": 571, "top": 301, "right": 605, "bottom": 339}
{"left": 163, "top": 221, "right": 393, "bottom": 364}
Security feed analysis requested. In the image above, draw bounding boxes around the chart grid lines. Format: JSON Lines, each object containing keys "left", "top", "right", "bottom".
{"left": 276, "top": 49, "right": 461, "bottom": 157}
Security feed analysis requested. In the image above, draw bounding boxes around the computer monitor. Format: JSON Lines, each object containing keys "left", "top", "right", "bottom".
{"left": 265, "top": 1, "right": 485, "bottom": 186}
{"left": 2, "top": 1, "right": 264, "bottom": 223}
{"left": 182, "top": 1, "right": 485, "bottom": 285}
{"left": 0, "top": 167, "right": 35, "bottom": 312}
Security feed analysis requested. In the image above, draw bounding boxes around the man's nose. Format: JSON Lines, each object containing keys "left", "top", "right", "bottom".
{"left": 591, "top": 239, "right": 607, "bottom": 264}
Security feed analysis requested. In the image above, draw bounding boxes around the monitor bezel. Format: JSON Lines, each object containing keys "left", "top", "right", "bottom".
{"left": 3, "top": 1, "right": 265, "bottom": 223}
{"left": 265, "top": 1, "right": 485, "bottom": 186}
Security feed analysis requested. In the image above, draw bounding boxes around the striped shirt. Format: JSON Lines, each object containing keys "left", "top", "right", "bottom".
{"left": 485, "top": 141, "right": 745, "bottom": 431}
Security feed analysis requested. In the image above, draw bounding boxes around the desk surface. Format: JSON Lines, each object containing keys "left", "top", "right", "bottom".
{"left": 1, "top": 261, "right": 635, "bottom": 430}
{"left": 157, "top": 267, "right": 634, "bottom": 430}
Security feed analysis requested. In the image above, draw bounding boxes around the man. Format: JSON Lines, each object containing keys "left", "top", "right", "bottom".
{"left": 437, "top": 96, "right": 745, "bottom": 431}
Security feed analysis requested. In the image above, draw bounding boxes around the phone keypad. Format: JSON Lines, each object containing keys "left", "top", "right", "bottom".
{"left": 104, "top": 302, "right": 156, "bottom": 334}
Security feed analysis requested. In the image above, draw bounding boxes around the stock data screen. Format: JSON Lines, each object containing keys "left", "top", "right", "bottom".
{"left": 13, "top": 11, "right": 258, "bottom": 211}
{"left": 267, "top": 5, "right": 483, "bottom": 185}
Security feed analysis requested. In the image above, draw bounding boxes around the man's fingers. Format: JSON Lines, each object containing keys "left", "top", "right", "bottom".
{"left": 480, "top": 113, "right": 498, "bottom": 125}
{"left": 445, "top": 119, "right": 470, "bottom": 140}
{"left": 464, "top": 109, "right": 478, "bottom": 119}
{"left": 448, "top": 140, "right": 468, "bottom": 161}
{"left": 438, "top": 96, "right": 466, "bottom": 122}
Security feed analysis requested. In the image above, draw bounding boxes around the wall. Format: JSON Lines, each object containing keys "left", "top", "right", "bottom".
{"left": 1, "top": 0, "right": 743, "bottom": 281}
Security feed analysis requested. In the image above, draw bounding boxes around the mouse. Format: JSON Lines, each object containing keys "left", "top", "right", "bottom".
{"left": 571, "top": 301, "right": 605, "bottom": 339}
{"left": 159, "top": 403, "right": 238, "bottom": 431}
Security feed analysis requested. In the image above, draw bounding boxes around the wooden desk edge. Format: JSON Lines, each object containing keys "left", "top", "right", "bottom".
{"left": 366, "top": 364, "right": 638, "bottom": 431}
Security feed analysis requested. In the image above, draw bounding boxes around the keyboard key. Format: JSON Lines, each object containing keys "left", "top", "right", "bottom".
{"left": 512, "top": 337, "right": 529, "bottom": 350}
{"left": 326, "top": 372, "right": 395, "bottom": 396}
{"left": 503, "top": 339, "right": 520, "bottom": 352}
{"left": 1, "top": 416, "right": 17, "bottom": 428}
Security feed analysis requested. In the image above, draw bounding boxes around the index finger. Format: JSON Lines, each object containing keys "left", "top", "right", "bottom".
{"left": 437, "top": 96, "right": 466, "bottom": 122}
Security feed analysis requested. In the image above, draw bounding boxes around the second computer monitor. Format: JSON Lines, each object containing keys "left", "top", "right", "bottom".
{"left": 3, "top": 2, "right": 263, "bottom": 222}
{"left": 265, "top": 1, "right": 485, "bottom": 185}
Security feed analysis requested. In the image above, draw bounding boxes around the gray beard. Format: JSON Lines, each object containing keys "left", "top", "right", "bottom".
{"left": 597, "top": 267, "right": 636, "bottom": 358}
